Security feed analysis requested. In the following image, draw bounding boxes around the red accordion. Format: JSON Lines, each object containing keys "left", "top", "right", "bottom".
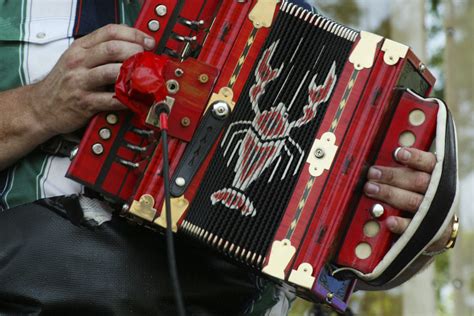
{"left": 67, "top": 0, "right": 458, "bottom": 311}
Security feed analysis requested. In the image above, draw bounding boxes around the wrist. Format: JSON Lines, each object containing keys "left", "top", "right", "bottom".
{"left": 26, "top": 81, "right": 57, "bottom": 139}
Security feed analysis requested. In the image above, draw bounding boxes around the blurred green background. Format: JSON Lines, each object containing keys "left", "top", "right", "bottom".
{"left": 289, "top": 0, "right": 474, "bottom": 315}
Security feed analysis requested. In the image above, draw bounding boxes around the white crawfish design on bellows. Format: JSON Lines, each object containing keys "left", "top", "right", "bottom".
{"left": 211, "top": 40, "right": 337, "bottom": 217}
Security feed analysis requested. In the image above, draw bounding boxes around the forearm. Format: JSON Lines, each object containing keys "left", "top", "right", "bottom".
{"left": 0, "top": 84, "right": 53, "bottom": 170}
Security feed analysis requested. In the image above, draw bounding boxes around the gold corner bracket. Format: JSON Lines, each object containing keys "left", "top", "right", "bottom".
{"left": 248, "top": 0, "right": 279, "bottom": 29}
{"left": 154, "top": 195, "right": 189, "bottom": 232}
{"left": 349, "top": 31, "right": 383, "bottom": 70}
{"left": 307, "top": 132, "right": 338, "bottom": 177}
{"left": 288, "top": 262, "right": 316, "bottom": 289}
{"left": 129, "top": 194, "right": 157, "bottom": 222}
{"left": 206, "top": 87, "right": 235, "bottom": 111}
{"left": 381, "top": 39, "right": 409, "bottom": 66}
{"left": 262, "top": 239, "right": 296, "bottom": 280}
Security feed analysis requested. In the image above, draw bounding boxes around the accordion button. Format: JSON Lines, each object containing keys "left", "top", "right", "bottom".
{"left": 106, "top": 113, "right": 118, "bottom": 125}
{"left": 155, "top": 5, "right": 167, "bottom": 17}
{"left": 99, "top": 128, "right": 112, "bottom": 140}
{"left": 148, "top": 20, "right": 160, "bottom": 32}
{"left": 175, "top": 177, "right": 186, "bottom": 187}
{"left": 371, "top": 203, "right": 385, "bottom": 218}
{"left": 92, "top": 143, "right": 104, "bottom": 155}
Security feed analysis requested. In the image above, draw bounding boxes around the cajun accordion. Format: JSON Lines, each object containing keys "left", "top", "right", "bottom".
{"left": 67, "top": 0, "right": 457, "bottom": 311}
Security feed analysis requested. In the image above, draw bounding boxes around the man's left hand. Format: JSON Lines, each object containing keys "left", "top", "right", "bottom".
{"left": 364, "top": 147, "right": 452, "bottom": 253}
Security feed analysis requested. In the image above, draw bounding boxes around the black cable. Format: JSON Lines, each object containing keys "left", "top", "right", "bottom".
{"left": 160, "top": 112, "right": 186, "bottom": 316}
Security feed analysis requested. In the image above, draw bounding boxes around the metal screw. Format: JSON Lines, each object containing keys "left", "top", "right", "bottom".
{"left": 106, "top": 113, "right": 118, "bottom": 125}
{"left": 148, "top": 20, "right": 160, "bottom": 32}
{"left": 181, "top": 117, "right": 191, "bottom": 127}
{"left": 371, "top": 203, "right": 385, "bottom": 218}
{"left": 212, "top": 101, "right": 230, "bottom": 119}
{"left": 155, "top": 5, "right": 167, "bottom": 16}
{"left": 175, "top": 177, "right": 186, "bottom": 187}
{"left": 69, "top": 146, "right": 79, "bottom": 160}
{"left": 418, "top": 63, "right": 426, "bottom": 73}
{"left": 99, "top": 128, "right": 112, "bottom": 140}
{"left": 314, "top": 148, "right": 325, "bottom": 158}
{"left": 175, "top": 68, "right": 184, "bottom": 77}
{"left": 166, "top": 80, "right": 180, "bottom": 94}
{"left": 199, "top": 74, "right": 209, "bottom": 83}
{"left": 122, "top": 204, "right": 130, "bottom": 213}
{"left": 92, "top": 143, "right": 104, "bottom": 155}
{"left": 326, "top": 292, "right": 334, "bottom": 303}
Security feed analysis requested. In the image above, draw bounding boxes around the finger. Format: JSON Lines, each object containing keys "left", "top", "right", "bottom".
{"left": 394, "top": 147, "right": 437, "bottom": 173}
{"left": 75, "top": 24, "right": 155, "bottom": 50}
{"left": 85, "top": 63, "right": 122, "bottom": 89}
{"left": 367, "top": 166, "right": 431, "bottom": 194}
{"left": 84, "top": 41, "right": 144, "bottom": 68}
{"left": 364, "top": 181, "right": 424, "bottom": 212}
{"left": 84, "top": 92, "right": 126, "bottom": 114}
{"left": 386, "top": 216, "right": 411, "bottom": 235}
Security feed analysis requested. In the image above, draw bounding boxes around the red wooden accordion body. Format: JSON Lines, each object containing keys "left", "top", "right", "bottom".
{"left": 67, "top": 0, "right": 458, "bottom": 311}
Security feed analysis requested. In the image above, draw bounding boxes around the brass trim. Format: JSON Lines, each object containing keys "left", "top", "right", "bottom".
{"left": 154, "top": 195, "right": 189, "bottom": 232}
{"left": 288, "top": 262, "right": 316, "bottom": 289}
{"left": 145, "top": 96, "right": 175, "bottom": 128}
{"left": 261, "top": 239, "right": 296, "bottom": 280}
{"left": 129, "top": 194, "right": 157, "bottom": 222}
{"left": 205, "top": 87, "right": 235, "bottom": 111}
{"left": 307, "top": 132, "right": 338, "bottom": 177}
{"left": 381, "top": 39, "right": 409, "bottom": 66}
{"left": 349, "top": 31, "right": 383, "bottom": 70}
{"left": 248, "top": 0, "right": 279, "bottom": 29}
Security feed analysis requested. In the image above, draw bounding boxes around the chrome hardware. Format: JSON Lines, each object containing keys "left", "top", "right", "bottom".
{"left": 418, "top": 62, "right": 427, "bottom": 73}
{"left": 164, "top": 47, "right": 180, "bottom": 59}
{"left": 155, "top": 5, "right": 167, "bottom": 16}
{"left": 371, "top": 204, "right": 385, "bottom": 218}
{"left": 119, "top": 159, "right": 140, "bottom": 169}
{"left": 99, "top": 128, "right": 112, "bottom": 140}
{"left": 106, "top": 113, "right": 118, "bottom": 125}
{"left": 314, "top": 148, "right": 325, "bottom": 159}
{"left": 166, "top": 80, "right": 180, "bottom": 94}
{"left": 69, "top": 146, "right": 79, "bottom": 160}
{"left": 211, "top": 101, "right": 230, "bottom": 119}
{"left": 122, "top": 204, "right": 130, "bottom": 213}
{"left": 172, "top": 33, "right": 197, "bottom": 43}
{"left": 175, "top": 177, "right": 186, "bottom": 187}
{"left": 148, "top": 20, "right": 160, "bottom": 32}
{"left": 92, "top": 143, "right": 104, "bottom": 155}
{"left": 179, "top": 17, "right": 205, "bottom": 31}
{"left": 126, "top": 143, "right": 148, "bottom": 152}
{"left": 131, "top": 128, "right": 154, "bottom": 137}
{"left": 175, "top": 68, "right": 184, "bottom": 77}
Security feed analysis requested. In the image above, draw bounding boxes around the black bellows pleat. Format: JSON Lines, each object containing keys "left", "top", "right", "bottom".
{"left": 183, "top": 5, "right": 356, "bottom": 269}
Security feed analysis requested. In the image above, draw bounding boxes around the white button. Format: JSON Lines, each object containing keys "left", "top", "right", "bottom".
{"left": 36, "top": 32, "right": 46, "bottom": 39}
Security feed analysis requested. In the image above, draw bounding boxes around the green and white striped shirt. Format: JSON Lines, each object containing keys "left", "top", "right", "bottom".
{"left": 0, "top": 0, "right": 139, "bottom": 210}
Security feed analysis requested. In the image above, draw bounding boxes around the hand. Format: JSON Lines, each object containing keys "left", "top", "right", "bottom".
{"left": 364, "top": 147, "right": 452, "bottom": 252}
{"left": 29, "top": 24, "right": 155, "bottom": 136}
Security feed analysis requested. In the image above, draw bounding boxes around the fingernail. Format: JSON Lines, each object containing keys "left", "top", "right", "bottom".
{"left": 386, "top": 216, "right": 398, "bottom": 231}
{"left": 365, "top": 182, "right": 380, "bottom": 195}
{"left": 144, "top": 37, "right": 155, "bottom": 50}
{"left": 395, "top": 147, "right": 411, "bottom": 161}
{"left": 368, "top": 167, "right": 382, "bottom": 180}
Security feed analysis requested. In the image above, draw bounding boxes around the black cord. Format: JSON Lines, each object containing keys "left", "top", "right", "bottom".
{"left": 160, "top": 112, "right": 186, "bottom": 316}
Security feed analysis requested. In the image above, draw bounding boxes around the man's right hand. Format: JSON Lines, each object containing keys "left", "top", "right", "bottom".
{"left": 30, "top": 24, "right": 155, "bottom": 136}
{"left": 0, "top": 24, "right": 155, "bottom": 170}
